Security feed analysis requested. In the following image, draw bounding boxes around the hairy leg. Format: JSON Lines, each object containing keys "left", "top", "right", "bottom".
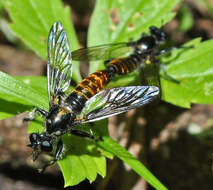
{"left": 24, "top": 108, "right": 48, "bottom": 122}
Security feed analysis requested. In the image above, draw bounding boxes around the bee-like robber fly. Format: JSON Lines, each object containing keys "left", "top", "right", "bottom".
{"left": 25, "top": 22, "right": 166, "bottom": 170}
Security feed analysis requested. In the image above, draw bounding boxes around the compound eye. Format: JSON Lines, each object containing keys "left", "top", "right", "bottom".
{"left": 150, "top": 26, "right": 167, "bottom": 42}
{"left": 29, "top": 133, "right": 38, "bottom": 143}
{"left": 41, "top": 140, "right": 53, "bottom": 152}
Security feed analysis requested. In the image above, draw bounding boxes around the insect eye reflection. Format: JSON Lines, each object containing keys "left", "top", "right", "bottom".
{"left": 41, "top": 140, "right": 53, "bottom": 152}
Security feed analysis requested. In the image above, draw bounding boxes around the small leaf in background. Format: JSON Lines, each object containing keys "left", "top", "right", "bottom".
{"left": 88, "top": 0, "right": 180, "bottom": 73}
{"left": 2, "top": 0, "right": 82, "bottom": 82}
{"left": 161, "top": 38, "right": 213, "bottom": 108}
{"left": 178, "top": 4, "right": 194, "bottom": 32}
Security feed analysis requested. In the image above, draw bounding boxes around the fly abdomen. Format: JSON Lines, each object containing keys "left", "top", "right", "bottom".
{"left": 77, "top": 70, "right": 111, "bottom": 97}
{"left": 66, "top": 70, "right": 111, "bottom": 113}
{"left": 107, "top": 58, "right": 138, "bottom": 75}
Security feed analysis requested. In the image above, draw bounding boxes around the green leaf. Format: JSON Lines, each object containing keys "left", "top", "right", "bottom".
{"left": 0, "top": 1, "right": 4, "bottom": 15}
{"left": 0, "top": 98, "right": 31, "bottom": 119}
{"left": 97, "top": 137, "right": 168, "bottom": 190}
{"left": 58, "top": 120, "right": 111, "bottom": 187}
{"left": 17, "top": 76, "right": 47, "bottom": 97}
{"left": 0, "top": 71, "right": 48, "bottom": 110}
{"left": 27, "top": 114, "right": 45, "bottom": 134}
{"left": 3, "top": 0, "right": 82, "bottom": 82}
{"left": 178, "top": 4, "right": 194, "bottom": 32}
{"left": 88, "top": 0, "right": 180, "bottom": 73}
{"left": 107, "top": 71, "right": 140, "bottom": 88}
{"left": 59, "top": 136, "right": 106, "bottom": 186}
{"left": 161, "top": 38, "right": 213, "bottom": 108}
{"left": 0, "top": 75, "right": 48, "bottom": 120}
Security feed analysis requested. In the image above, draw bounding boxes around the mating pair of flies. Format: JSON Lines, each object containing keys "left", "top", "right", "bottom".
{"left": 24, "top": 22, "right": 177, "bottom": 171}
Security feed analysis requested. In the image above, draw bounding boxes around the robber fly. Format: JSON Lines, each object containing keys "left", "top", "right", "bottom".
{"left": 71, "top": 24, "right": 168, "bottom": 88}
{"left": 25, "top": 22, "right": 163, "bottom": 171}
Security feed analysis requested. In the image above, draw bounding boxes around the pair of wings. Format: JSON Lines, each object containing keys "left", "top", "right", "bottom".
{"left": 47, "top": 22, "right": 138, "bottom": 104}
{"left": 47, "top": 22, "right": 160, "bottom": 123}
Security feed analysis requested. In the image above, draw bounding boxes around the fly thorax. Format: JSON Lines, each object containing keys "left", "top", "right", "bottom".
{"left": 136, "top": 36, "right": 156, "bottom": 53}
{"left": 45, "top": 105, "right": 75, "bottom": 134}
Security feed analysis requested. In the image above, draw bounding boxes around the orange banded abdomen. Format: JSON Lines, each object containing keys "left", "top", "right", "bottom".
{"left": 108, "top": 58, "right": 137, "bottom": 75}
{"left": 66, "top": 70, "right": 110, "bottom": 113}
{"left": 73, "top": 70, "right": 110, "bottom": 100}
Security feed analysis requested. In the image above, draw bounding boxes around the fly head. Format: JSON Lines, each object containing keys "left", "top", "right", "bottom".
{"left": 28, "top": 133, "right": 53, "bottom": 161}
{"left": 149, "top": 26, "right": 167, "bottom": 44}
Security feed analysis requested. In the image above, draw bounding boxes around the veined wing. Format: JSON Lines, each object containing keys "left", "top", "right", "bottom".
{"left": 47, "top": 22, "right": 72, "bottom": 106}
{"left": 75, "top": 86, "right": 159, "bottom": 124}
{"left": 72, "top": 42, "right": 134, "bottom": 61}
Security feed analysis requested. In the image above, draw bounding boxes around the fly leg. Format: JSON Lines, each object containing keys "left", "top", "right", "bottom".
{"left": 159, "top": 63, "right": 180, "bottom": 84}
{"left": 158, "top": 45, "right": 194, "bottom": 56}
{"left": 39, "top": 140, "right": 63, "bottom": 173}
{"left": 158, "top": 47, "right": 173, "bottom": 56}
{"left": 71, "top": 129, "right": 102, "bottom": 141}
{"left": 151, "top": 50, "right": 180, "bottom": 84}
{"left": 156, "top": 45, "right": 194, "bottom": 84}
{"left": 23, "top": 108, "right": 48, "bottom": 122}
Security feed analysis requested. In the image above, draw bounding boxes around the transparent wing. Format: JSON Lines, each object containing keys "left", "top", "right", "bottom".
{"left": 75, "top": 86, "right": 159, "bottom": 124}
{"left": 72, "top": 42, "right": 134, "bottom": 61}
{"left": 47, "top": 22, "right": 72, "bottom": 106}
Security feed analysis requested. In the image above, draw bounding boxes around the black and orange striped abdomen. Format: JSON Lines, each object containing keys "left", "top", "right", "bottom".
{"left": 66, "top": 55, "right": 141, "bottom": 113}
{"left": 66, "top": 70, "right": 110, "bottom": 113}
{"left": 108, "top": 57, "right": 137, "bottom": 75}
{"left": 74, "top": 70, "right": 110, "bottom": 100}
